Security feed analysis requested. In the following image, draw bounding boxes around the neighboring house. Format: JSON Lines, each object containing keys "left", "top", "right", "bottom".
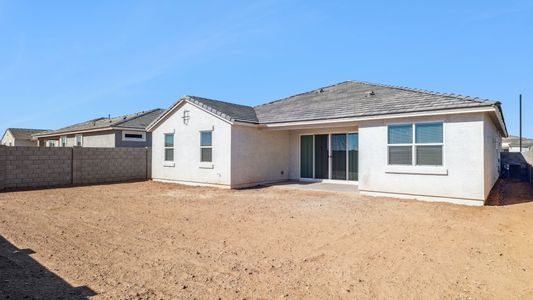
{"left": 33, "top": 109, "right": 165, "bottom": 148}
{"left": 1, "top": 128, "right": 49, "bottom": 146}
{"left": 148, "top": 80, "right": 507, "bottom": 206}
{"left": 502, "top": 135, "right": 533, "bottom": 152}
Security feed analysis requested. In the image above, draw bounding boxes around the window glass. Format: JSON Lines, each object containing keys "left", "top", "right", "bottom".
{"left": 388, "top": 124, "right": 413, "bottom": 144}
{"left": 125, "top": 133, "right": 143, "bottom": 139}
{"left": 201, "top": 131, "right": 212, "bottom": 146}
{"left": 416, "top": 145, "right": 443, "bottom": 166}
{"left": 164, "top": 149, "right": 174, "bottom": 161}
{"left": 416, "top": 123, "right": 443, "bottom": 143}
{"left": 388, "top": 146, "right": 413, "bottom": 165}
{"left": 201, "top": 148, "right": 212, "bottom": 162}
{"left": 164, "top": 134, "right": 174, "bottom": 147}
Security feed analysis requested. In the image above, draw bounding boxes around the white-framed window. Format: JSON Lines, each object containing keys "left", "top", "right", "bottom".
{"left": 122, "top": 131, "right": 146, "bottom": 142}
{"left": 47, "top": 140, "right": 57, "bottom": 147}
{"left": 164, "top": 133, "right": 174, "bottom": 161}
{"left": 388, "top": 122, "right": 443, "bottom": 166}
{"left": 75, "top": 134, "right": 83, "bottom": 147}
{"left": 200, "top": 131, "right": 212, "bottom": 162}
{"left": 60, "top": 136, "right": 67, "bottom": 147}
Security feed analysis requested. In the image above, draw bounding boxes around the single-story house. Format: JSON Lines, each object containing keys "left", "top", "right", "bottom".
{"left": 1, "top": 128, "right": 49, "bottom": 146}
{"left": 147, "top": 80, "right": 507, "bottom": 206}
{"left": 502, "top": 135, "right": 533, "bottom": 152}
{"left": 33, "top": 108, "right": 165, "bottom": 148}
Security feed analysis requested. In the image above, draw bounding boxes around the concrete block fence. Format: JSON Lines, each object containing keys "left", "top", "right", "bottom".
{"left": 0, "top": 146, "right": 151, "bottom": 191}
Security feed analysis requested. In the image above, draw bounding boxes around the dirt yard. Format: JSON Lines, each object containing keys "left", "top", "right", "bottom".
{"left": 1, "top": 180, "right": 532, "bottom": 299}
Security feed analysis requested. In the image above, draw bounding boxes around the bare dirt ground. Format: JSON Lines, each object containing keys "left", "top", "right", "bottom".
{"left": 0, "top": 180, "right": 532, "bottom": 299}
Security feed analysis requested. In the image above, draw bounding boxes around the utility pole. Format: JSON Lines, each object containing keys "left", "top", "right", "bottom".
{"left": 520, "top": 94, "right": 522, "bottom": 153}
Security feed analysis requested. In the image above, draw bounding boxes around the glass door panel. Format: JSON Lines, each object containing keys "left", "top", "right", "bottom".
{"left": 300, "top": 135, "right": 313, "bottom": 178}
{"left": 331, "top": 134, "right": 347, "bottom": 180}
{"left": 314, "top": 134, "right": 329, "bottom": 179}
{"left": 348, "top": 133, "right": 358, "bottom": 181}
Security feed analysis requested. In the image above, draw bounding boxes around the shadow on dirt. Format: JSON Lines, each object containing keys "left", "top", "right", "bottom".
{"left": 0, "top": 235, "right": 96, "bottom": 299}
{"left": 486, "top": 179, "right": 533, "bottom": 206}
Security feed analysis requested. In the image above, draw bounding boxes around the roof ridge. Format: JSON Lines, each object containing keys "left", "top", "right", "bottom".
{"left": 254, "top": 80, "right": 353, "bottom": 108}
{"left": 348, "top": 80, "right": 497, "bottom": 104}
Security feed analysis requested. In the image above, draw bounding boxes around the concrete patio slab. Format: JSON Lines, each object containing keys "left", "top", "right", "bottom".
{"left": 267, "top": 181, "right": 358, "bottom": 193}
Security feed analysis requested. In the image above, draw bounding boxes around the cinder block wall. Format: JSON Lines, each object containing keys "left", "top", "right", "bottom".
{"left": 0, "top": 146, "right": 151, "bottom": 191}
{"left": 72, "top": 147, "right": 148, "bottom": 185}
{"left": 0, "top": 147, "right": 72, "bottom": 190}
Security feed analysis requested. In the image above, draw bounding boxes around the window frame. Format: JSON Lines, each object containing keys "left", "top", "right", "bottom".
{"left": 387, "top": 122, "right": 444, "bottom": 167}
{"left": 60, "top": 136, "right": 67, "bottom": 147}
{"left": 122, "top": 130, "right": 146, "bottom": 142}
{"left": 164, "top": 133, "right": 174, "bottom": 162}
{"left": 200, "top": 130, "right": 213, "bottom": 163}
{"left": 75, "top": 134, "right": 83, "bottom": 147}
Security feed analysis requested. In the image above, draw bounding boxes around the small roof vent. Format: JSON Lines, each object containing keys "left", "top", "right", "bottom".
{"left": 365, "top": 90, "right": 375, "bottom": 97}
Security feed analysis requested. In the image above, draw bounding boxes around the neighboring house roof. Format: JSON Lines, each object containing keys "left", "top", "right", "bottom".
{"left": 34, "top": 108, "right": 165, "bottom": 138}
{"left": 502, "top": 135, "right": 533, "bottom": 148}
{"left": 148, "top": 80, "right": 507, "bottom": 135}
{"left": 2, "top": 128, "right": 49, "bottom": 141}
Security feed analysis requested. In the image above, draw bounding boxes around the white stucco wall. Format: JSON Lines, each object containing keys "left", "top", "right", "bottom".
{"left": 81, "top": 131, "right": 116, "bottom": 148}
{"left": 483, "top": 113, "right": 501, "bottom": 198}
{"left": 1, "top": 130, "right": 15, "bottom": 146}
{"left": 151, "top": 102, "right": 232, "bottom": 186}
{"left": 358, "top": 113, "right": 487, "bottom": 205}
{"left": 231, "top": 125, "right": 290, "bottom": 188}
{"left": 287, "top": 126, "right": 358, "bottom": 180}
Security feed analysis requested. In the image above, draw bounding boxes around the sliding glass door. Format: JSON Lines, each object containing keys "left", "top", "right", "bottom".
{"left": 300, "top": 133, "right": 358, "bottom": 181}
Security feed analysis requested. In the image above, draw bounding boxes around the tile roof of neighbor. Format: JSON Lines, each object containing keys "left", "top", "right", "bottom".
{"left": 35, "top": 108, "right": 165, "bottom": 136}
{"left": 503, "top": 135, "right": 533, "bottom": 147}
{"left": 7, "top": 128, "right": 49, "bottom": 140}
{"left": 172, "top": 81, "right": 500, "bottom": 125}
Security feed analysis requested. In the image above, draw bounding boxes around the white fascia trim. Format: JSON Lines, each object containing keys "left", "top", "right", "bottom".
{"left": 359, "top": 190, "right": 484, "bottom": 206}
{"left": 263, "top": 106, "right": 497, "bottom": 129}
{"left": 233, "top": 121, "right": 261, "bottom": 127}
{"left": 147, "top": 99, "right": 186, "bottom": 132}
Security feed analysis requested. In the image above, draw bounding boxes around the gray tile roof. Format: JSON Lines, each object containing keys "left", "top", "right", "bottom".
{"left": 6, "top": 128, "right": 49, "bottom": 140}
{"left": 150, "top": 80, "right": 504, "bottom": 130}
{"left": 167, "top": 81, "right": 499, "bottom": 124}
{"left": 254, "top": 81, "right": 499, "bottom": 124}
{"left": 186, "top": 96, "right": 258, "bottom": 123}
{"left": 35, "top": 108, "right": 165, "bottom": 137}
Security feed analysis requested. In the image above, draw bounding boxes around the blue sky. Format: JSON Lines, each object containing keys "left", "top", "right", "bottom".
{"left": 0, "top": 0, "right": 531, "bottom": 137}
